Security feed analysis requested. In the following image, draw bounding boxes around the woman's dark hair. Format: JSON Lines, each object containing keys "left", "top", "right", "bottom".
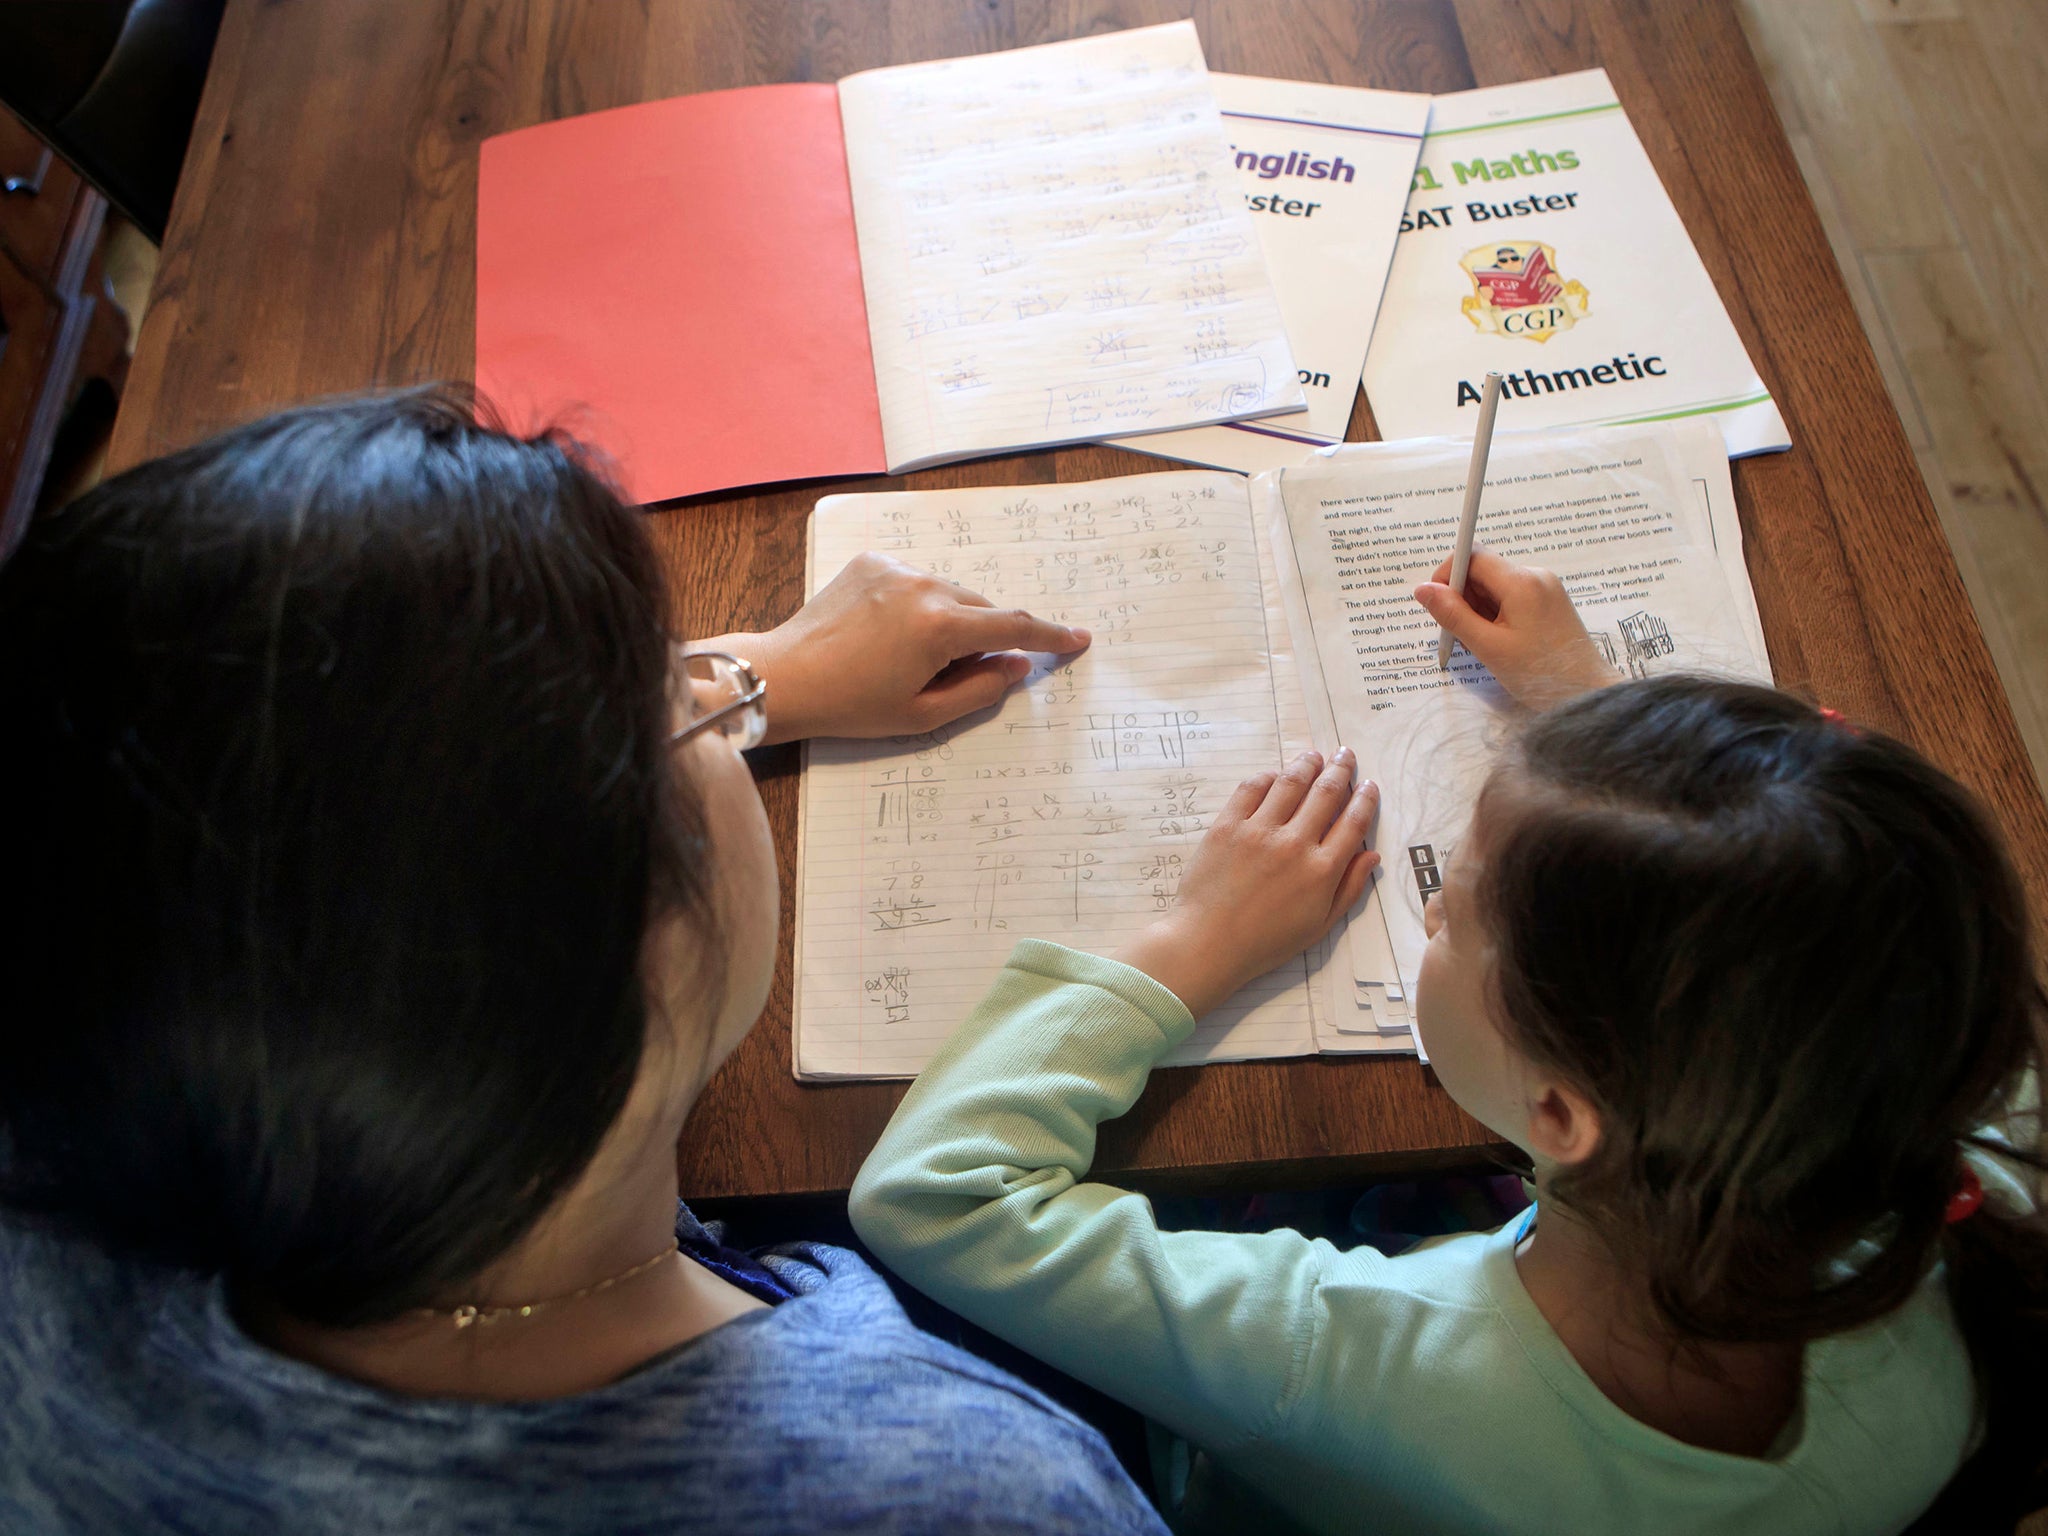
{"left": 1476, "top": 676, "right": 2047, "bottom": 1510}
{"left": 0, "top": 388, "right": 719, "bottom": 1327}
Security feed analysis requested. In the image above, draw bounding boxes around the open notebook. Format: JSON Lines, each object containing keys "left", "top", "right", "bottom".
{"left": 792, "top": 423, "right": 1772, "bottom": 1079}
{"left": 476, "top": 22, "right": 1301, "bottom": 505}
{"left": 793, "top": 471, "right": 1375, "bottom": 1080}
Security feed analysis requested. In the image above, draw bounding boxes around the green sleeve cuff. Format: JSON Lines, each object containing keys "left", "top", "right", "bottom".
{"left": 1002, "top": 939, "right": 1199, "bottom": 1046}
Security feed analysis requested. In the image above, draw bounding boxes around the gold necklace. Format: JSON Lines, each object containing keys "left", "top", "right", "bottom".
{"left": 412, "top": 1240, "right": 681, "bottom": 1330}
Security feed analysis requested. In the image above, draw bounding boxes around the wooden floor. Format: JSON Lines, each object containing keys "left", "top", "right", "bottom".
{"left": 1742, "top": 13, "right": 2048, "bottom": 1520}
{"left": 1739, "top": 0, "right": 2048, "bottom": 800}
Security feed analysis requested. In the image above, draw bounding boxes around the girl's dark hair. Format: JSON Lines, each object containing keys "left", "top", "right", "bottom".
{"left": 0, "top": 388, "right": 718, "bottom": 1327}
{"left": 1478, "top": 676, "right": 2047, "bottom": 1508}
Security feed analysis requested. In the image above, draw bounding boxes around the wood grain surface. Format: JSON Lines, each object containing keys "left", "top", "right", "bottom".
{"left": 106, "top": 0, "right": 2048, "bottom": 1199}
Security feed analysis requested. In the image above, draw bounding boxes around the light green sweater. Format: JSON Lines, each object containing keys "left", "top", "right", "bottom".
{"left": 849, "top": 941, "right": 1975, "bottom": 1536}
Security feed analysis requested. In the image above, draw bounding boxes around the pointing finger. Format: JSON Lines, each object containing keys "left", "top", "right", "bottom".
{"left": 950, "top": 604, "right": 1091, "bottom": 656}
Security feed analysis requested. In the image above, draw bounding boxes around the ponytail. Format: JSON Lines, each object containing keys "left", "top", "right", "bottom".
{"left": 1935, "top": 1128, "right": 2048, "bottom": 1520}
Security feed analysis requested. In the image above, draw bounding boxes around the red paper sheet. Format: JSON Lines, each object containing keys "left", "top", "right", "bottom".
{"left": 476, "top": 84, "right": 886, "bottom": 504}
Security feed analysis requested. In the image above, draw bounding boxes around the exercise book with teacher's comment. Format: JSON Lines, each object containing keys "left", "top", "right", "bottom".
{"left": 475, "top": 22, "right": 1302, "bottom": 506}
{"left": 792, "top": 420, "right": 1770, "bottom": 1079}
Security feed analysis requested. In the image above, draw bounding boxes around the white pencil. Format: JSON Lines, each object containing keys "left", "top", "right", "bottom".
{"left": 1436, "top": 370, "right": 1505, "bottom": 670}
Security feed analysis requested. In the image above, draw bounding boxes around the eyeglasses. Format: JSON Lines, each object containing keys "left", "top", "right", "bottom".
{"left": 669, "top": 649, "right": 768, "bottom": 751}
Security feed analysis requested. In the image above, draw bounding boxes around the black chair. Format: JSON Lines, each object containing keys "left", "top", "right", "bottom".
{"left": 0, "top": 0, "right": 227, "bottom": 242}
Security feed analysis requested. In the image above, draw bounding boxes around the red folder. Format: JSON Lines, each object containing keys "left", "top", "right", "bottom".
{"left": 476, "top": 84, "right": 887, "bottom": 505}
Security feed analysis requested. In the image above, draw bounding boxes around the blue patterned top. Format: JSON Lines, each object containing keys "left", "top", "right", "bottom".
{"left": 0, "top": 1204, "right": 1167, "bottom": 1535}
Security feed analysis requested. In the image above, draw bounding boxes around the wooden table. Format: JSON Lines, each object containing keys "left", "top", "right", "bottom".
{"left": 108, "top": 0, "right": 2048, "bottom": 1200}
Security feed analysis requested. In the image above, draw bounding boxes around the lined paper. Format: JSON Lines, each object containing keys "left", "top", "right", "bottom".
{"left": 836, "top": 21, "right": 1303, "bottom": 474}
{"left": 795, "top": 472, "right": 1318, "bottom": 1079}
{"left": 1112, "top": 72, "right": 1430, "bottom": 472}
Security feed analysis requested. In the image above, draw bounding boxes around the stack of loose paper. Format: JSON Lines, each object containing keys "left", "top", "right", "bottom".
{"left": 1258, "top": 418, "right": 1771, "bottom": 1032}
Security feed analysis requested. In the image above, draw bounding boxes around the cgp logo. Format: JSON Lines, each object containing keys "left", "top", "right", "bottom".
{"left": 1458, "top": 240, "right": 1589, "bottom": 343}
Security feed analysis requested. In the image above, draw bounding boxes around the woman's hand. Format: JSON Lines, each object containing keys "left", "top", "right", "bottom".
{"left": 1414, "top": 549, "right": 1620, "bottom": 707}
{"left": 710, "top": 553, "right": 1090, "bottom": 745}
{"left": 1117, "top": 750, "right": 1379, "bottom": 1018}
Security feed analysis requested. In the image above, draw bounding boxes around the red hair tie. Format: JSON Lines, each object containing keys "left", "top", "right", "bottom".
{"left": 1818, "top": 707, "right": 1850, "bottom": 728}
{"left": 1944, "top": 1165, "right": 1984, "bottom": 1225}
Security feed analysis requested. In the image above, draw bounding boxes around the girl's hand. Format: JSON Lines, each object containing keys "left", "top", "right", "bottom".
{"left": 1415, "top": 549, "right": 1620, "bottom": 707}
{"left": 1117, "top": 750, "right": 1380, "bottom": 1018}
{"left": 710, "top": 553, "right": 1090, "bottom": 744}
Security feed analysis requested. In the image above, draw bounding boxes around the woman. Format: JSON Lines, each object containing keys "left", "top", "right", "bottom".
{"left": 0, "top": 391, "right": 1165, "bottom": 1534}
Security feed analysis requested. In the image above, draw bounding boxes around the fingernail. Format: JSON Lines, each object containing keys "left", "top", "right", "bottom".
{"left": 1335, "top": 746, "right": 1355, "bottom": 765}
{"left": 1003, "top": 654, "right": 1032, "bottom": 678}
{"left": 1068, "top": 626, "right": 1091, "bottom": 644}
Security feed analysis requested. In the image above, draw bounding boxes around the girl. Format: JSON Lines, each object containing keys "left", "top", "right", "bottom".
{"left": 0, "top": 391, "right": 1170, "bottom": 1534}
{"left": 851, "top": 550, "right": 2048, "bottom": 1534}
